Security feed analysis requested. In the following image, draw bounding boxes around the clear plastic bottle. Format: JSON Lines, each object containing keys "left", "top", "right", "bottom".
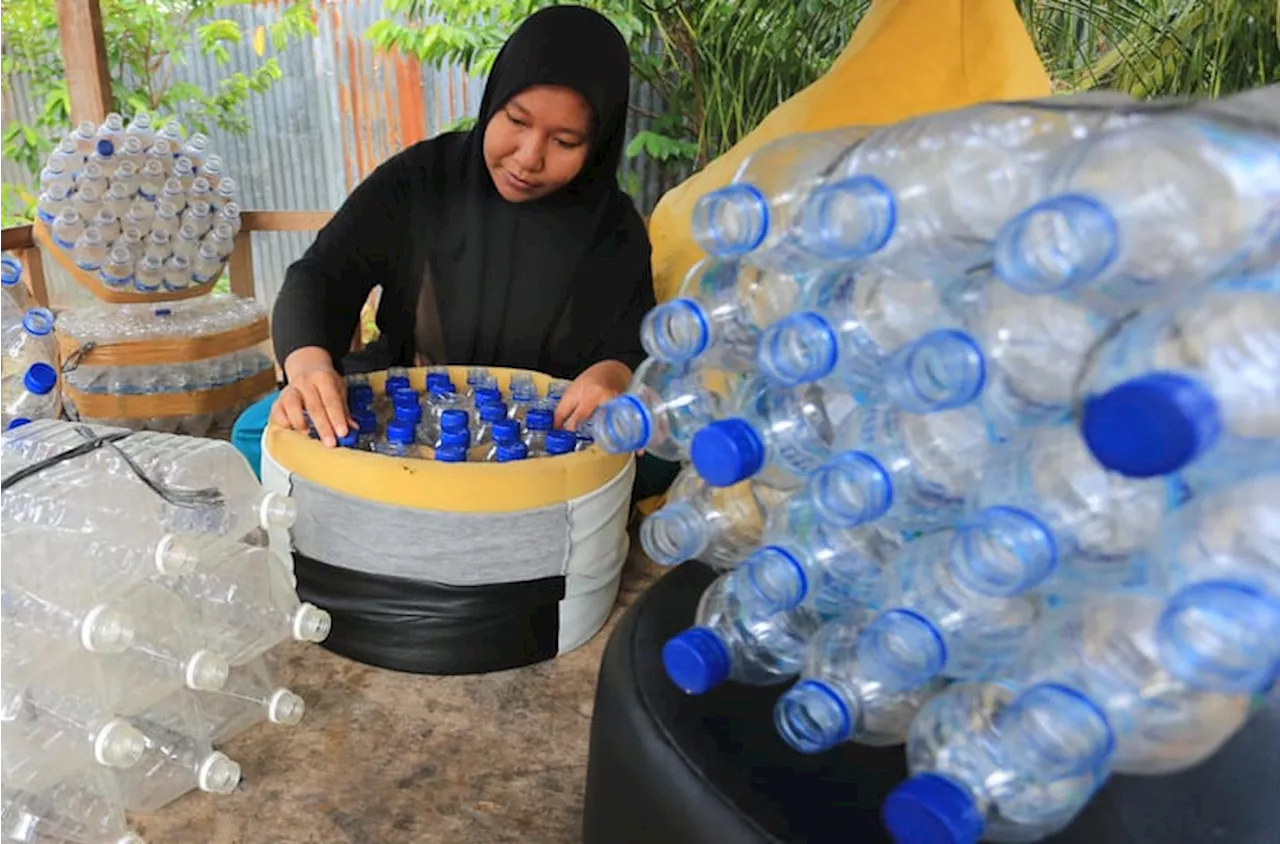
{"left": 171, "top": 222, "right": 202, "bottom": 262}
{"left": 471, "top": 401, "right": 508, "bottom": 449}
{"left": 1079, "top": 288, "right": 1280, "bottom": 484}
{"left": 144, "top": 228, "right": 172, "bottom": 263}
{"left": 543, "top": 429, "right": 577, "bottom": 457}
{"left": 484, "top": 419, "right": 522, "bottom": 461}
{"left": 135, "top": 254, "right": 166, "bottom": 293}
{"left": 0, "top": 766, "right": 143, "bottom": 844}
{"left": 523, "top": 407, "right": 554, "bottom": 456}
{"left": 191, "top": 241, "right": 225, "bottom": 285}
{"left": 98, "top": 246, "right": 134, "bottom": 290}
{"left": 50, "top": 207, "right": 86, "bottom": 249}
{"left": 756, "top": 266, "right": 949, "bottom": 400}
{"left": 3, "top": 306, "right": 58, "bottom": 372}
{"left": 879, "top": 526, "right": 1048, "bottom": 681}
{"left": 376, "top": 418, "right": 420, "bottom": 457}
{"left": 640, "top": 259, "right": 801, "bottom": 371}
{"left": 147, "top": 199, "right": 180, "bottom": 239}
{"left": 36, "top": 183, "right": 73, "bottom": 224}
{"left": 640, "top": 464, "right": 782, "bottom": 569}
{"left": 92, "top": 208, "right": 122, "bottom": 243}
{"left": 1, "top": 253, "right": 25, "bottom": 316}
{"left": 67, "top": 120, "right": 98, "bottom": 156}
{"left": 72, "top": 183, "right": 104, "bottom": 222}
{"left": 691, "top": 126, "right": 867, "bottom": 272}
{"left": 662, "top": 567, "right": 822, "bottom": 695}
{"left": 46, "top": 137, "right": 82, "bottom": 175}
{"left": 124, "top": 197, "right": 157, "bottom": 234}
{"left": 118, "top": 135, "right": 147, "bottom": 172}
{"left": 180, "top": 133, "right": 208, "bottom": 168}
{"left": 171, "top": 156, "right": 197, "bottom": 192}
{"left": 204, "top": 220, "right": 236, "bottom": 258}
{"left": 201, "top": 156, "right": 226, "bottom": 189}
{"left": 507, "top": 377, "right": 539, "bottom": 423}
{"left": 39, "top": 157, "right": 74, "bottom": 193}
{"left": 146, "top": 139, "right": 176, "bottom": 173}
{"left": 217, "top": 201, "right": 243, "bottom": 237}
{"left": 967, "top": 425, "right": 1174, "bottom": 600}
{"left": 813, "top": 96, "right": 1141, "bottom": 279}
{"left": 156, "top": 120, "right": 185, "bottom": 149}
{"left": 691, "top": 376, "right": 860, "bottom": 490}
{"left": 883, "top": 682, "right": 1107, "bottom": 844}
{"left": 73, "top": 226, "right": 108, "bottom": 270}
{"left": 1, "top": 583, "right": 136, "bottom": 686}
{"left": 1, "top": 362, "right": 59, "bottom": 428}
{"left": 95, "top": 112, "right": 125, "bottom": 153}
{"left": 1, "top": 661, "right": 149, "bottom": 793}
{"left": 137, "top": 159, "right": 167, "bottom": 201}
{"left": 774, "top": 607, "right": 946, "bottom": 754}
{"left": 590, "top": 357, "right": 728, "bottom": 461}
{"left": 162, "top": 255, "right": 193, "bottom": 293}
{"left": 119, "top": 691, "right": 241, "bottom": 811}
{"left": 994, "top": 112, "right": 1280, "bottom": 316}
{"left": 157, "top": 177, "right": 187, "bottom": 213}
{"left": 828, "top": 404, "right": 991, "bottom": 535}
{"left": 1018, "top": 592, "right": 1251, "bottom": 775}
{"left": 194, "top": 656, "right": 306, "bottom": 745}
{"left": 181, "top": 199, "right": 214, "bottom": 237}
{"left": 213, "top": 177, "right": 238, "bottom": 208}
{"left": 126, "top": 112, "right": 156, "bottom": 147}
{"left": 170, "top": 546, "right": 331, "bottom": 664}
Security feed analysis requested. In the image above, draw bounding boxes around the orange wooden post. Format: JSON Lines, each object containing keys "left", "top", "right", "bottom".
{"left": 56, "top": 0, "right": 114, "bottom": 125}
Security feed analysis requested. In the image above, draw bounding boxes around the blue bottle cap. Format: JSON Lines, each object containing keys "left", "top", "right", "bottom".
{"left": 96, "top": 138, "right": 115, "bottom": 157}
{"left": 1081, "top": 372, "right": 1221, "bottom": 478}
{"left": 691, "top": 419, "right": 766, "bottom": 487}
{"left": 440, "top": 409, "right": 468, "bottom": 432}
{"left": 393, "top": 403, "right": 422, "bottom": 424}
{"left": 5, "top": 418, "right": 32, "bottom": 430}
{"left": 662, "top": 627, "right": 732, "bottom": 695}
{"left": 495, "top": 441, "right": 529, "bottom": 462}
{"left": 354, "top": 408, "right": 377, "bottom": 435}
{"left": 774, "top": 679, "right": 852, "bottom": 754}
{"left": 435, "top": 445, "right": 467, "bottom": 463}
{"left": 391, "top": 388, "right": 420, "bottom": 407}
{"left": 384, "top": 375, "right": 411, "bottom": 396}
{"left": 336, "top": 430, "right": 360, "bottom": 448}
{"left": 21, "top": 307, "right": 54, "bottom": 337}
{"left": 426, "top": 373, "right": 453, "bottom": 391}
{"left": 23, "top": 362, "right": 57, "bottom": 395}
{"left": 882, "top": 774, "right": 984, "bottom": 844}
{"left": 475, "top": 387, "right": 502, "bottom": 406}
{"left": 1, "top": 255, "right": 21, "bottom": 284}
{"left": 492, "top": 419, "right": 520, "bottom": 444}
{"left": 479, "top": 402, "right": 508, "bottom": 423}
{"left": 429, "top": 381, "right": 457, "bottom": 397}
{"left": 347, "top": 383, "right": 374, "bottom": 408}
{"left": 439, "top": 428, "right": 470, "bottom": 449}
{"left": 545, "top": 429, "right": 577, "bottom": 455}
{"left": 526, "top": 408, "right": 554, "bottom": 432}
{"left": 386, "top": 419, "right": 416, "bottom": 444}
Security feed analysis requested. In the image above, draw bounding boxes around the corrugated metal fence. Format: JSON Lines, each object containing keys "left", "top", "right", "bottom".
{"left": 1, "top": 0, "right": 672, "bottom": 304}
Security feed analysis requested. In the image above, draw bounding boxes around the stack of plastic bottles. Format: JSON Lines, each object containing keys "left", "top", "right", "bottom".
{"left": 587, "top": 88, "right": 1280, "bottom": 843}
{"left": 2, "top": 253, "right": 62, "bottom": 431}
{"left": 1, "top": 418, "right": 333, "bottom": 843}
{"left": 339, "top": 366, "right": 595, "bottom": 462}
{"left": 35, "top": 113, "right": 239, "bottom": 295}
{"left": 57, "top": 295, "right": 275, "bottom": 437}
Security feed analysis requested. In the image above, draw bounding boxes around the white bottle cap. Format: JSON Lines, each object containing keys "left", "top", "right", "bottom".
{"left": 267, "top": 689, "right": 306, "bottom": 725}
{"left": 94, "top": 719, "right": 146, "bottom": 768}
{"left": 197, "top": 751, "right": 241, "bottom": 794}
{"left": 292, "top": 603, "right": 332, "bottom": 643}
{"left": 185, "top": 649, "right": 230, "bottom": 691}
{"left": 258, "top": 491, "right": 299, "bottom": 531}
{"left": 154, "top": 533, "right": 203, "bottom": 576}
{"left": 80, "top": 604, "right": 136, "bottom": 653}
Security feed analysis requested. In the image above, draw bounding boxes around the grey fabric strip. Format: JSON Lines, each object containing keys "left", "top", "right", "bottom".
{"left": 288, "top": 476, "right": 570, "bottom": 586}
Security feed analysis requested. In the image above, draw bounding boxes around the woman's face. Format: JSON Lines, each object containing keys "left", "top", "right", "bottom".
{"left": 483, "top": 84, "right": 592, "bottom": 202}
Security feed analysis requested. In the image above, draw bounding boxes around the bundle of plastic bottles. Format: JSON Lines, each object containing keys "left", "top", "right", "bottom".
{"left": 1, "top": 419, "right": 333, "bottom": 843}
{"left": 36, "top": 113, "right": 240, "bottom": 294}
{"left": 585, "top": 87, "right": 1280, "bottom": 843}
{"left": 57, "top": 295, "right": 275, "bottom": 437}
{"left": 2, "top": 254, "right": 62, "bottom": 431}
{"left": 337, "top": 366, "right": 595, "bottom": 462}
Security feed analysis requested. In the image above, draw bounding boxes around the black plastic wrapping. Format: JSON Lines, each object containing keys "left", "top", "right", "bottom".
{"left": 294, "top": 552, "right": 565, "bottom": 675}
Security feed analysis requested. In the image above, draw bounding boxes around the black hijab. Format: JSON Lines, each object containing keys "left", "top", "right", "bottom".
{"left": 418, "top": 5, "right": 644, "bottom": 375}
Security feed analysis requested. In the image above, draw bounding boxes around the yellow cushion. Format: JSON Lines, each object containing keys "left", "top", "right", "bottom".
{"left": 648, "top": 0, "right": 1053, "bottom": 302}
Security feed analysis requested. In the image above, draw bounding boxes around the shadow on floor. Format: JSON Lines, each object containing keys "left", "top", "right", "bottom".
{"left": 131, "top": 535, "right": 671, "bottom": 844}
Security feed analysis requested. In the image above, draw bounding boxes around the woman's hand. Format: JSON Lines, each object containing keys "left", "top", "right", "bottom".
{"left": 554, "top": 360, "right": 632, "bottom": 431}
{"left": 271, "top": 346, "right": 352, "bottom": 447}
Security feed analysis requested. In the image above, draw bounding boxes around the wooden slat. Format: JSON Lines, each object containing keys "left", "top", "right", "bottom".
{"left": 56, "top": 0, "right": 113, "bottom": 125}
{"left": 228, "top": 229, "right": 256, "bottom": 299}
{"left": 1, "top": 225, "right": 34, "bottom": 251}
{"left": 241, "top": 211, "right": 334, "bottom": 232}
{"left": 22, "top": 248, "right": 49, "bottom": 309}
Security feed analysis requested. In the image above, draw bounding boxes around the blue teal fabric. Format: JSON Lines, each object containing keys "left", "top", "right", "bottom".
{"left": 232, "top": 390, "right": 279, "bottom": 480}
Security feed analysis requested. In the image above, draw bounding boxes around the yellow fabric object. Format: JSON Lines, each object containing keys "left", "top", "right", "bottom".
{"left": 648, "top": 0, "right": 1053, "bottom": 301}
{"left": 265, "top": 366, "right": 631, "bottom": 513}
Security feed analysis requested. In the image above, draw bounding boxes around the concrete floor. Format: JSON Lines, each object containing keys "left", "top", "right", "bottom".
{"left": 130, "top": 540, "right": 669, "bottom": 844}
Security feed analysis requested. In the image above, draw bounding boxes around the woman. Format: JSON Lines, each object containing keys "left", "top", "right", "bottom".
{"left": 270, "top": 6, "right": 654, "bottom": 449}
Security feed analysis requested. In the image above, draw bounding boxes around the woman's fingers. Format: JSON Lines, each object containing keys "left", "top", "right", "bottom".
{"left": 554, "top": 394, "right": 581, "bottom": 429}
{"left": 301, "top": 383, "right": 339, "bottom": 447}
{"left": 277, "top": 387, "right": 309, "bottom": 433}
{"left": 315, "top": 374, "right": 352, "bottom": 439}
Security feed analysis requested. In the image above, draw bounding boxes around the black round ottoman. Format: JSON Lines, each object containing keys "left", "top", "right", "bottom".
{"left": 582, "top": 561, "right": 1280, "bottom": 844}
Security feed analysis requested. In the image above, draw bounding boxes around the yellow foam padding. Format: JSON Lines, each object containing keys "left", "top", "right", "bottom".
{"left": 265, "top": 366, "right": 632, "bottom": 514}
{"left": 647, "top": 0, "right": 1053, "bottom": 301}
